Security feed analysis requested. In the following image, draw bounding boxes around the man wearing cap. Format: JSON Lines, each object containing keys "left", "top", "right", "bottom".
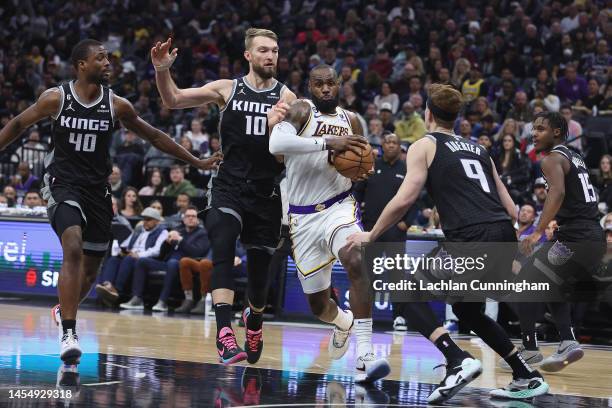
{"left": 379, "top": 103, "right": 396, "bottom": 132}
{"left": 96, "top": 207, "right": 168, "bottom": 305}
{"left": 532, "top": 177, "right": 548, "bottom": 216}
{"left": 120, "top": 205, "right": 209, "bottom": 311}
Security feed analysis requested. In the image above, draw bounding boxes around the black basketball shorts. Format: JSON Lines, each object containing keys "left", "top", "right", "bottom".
{"left": 41, "top": 174, "right": 113, "bottom": 257}
{"left": 206, "top": 173, "right": 282, "bottom": 248}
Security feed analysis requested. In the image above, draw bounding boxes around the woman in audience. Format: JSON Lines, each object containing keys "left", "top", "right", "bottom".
{"left": 119, "top": 187, "right": 143, "bottom": 218}
{"left": 340, "top": 82, "right": 363, "bottom": 114}
{"left": 495, "top": 134, "right": 532, "bottom": 204}
{"left": 184, "top": 119, "right": 209, "bottom": 151}
{"left": 373, "top": 81, "right": 400, "bottom": 114}
{"left": 139, "top": 169, "right": 165, "bottom": 196}
{"left": 595, "top": 155, "right": 612, "bottom": 208}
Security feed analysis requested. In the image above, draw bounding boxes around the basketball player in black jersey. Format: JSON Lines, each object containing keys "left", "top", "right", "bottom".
{"left": 513, "top": 112, "right": 606, "bottom": 372}
{"left": 152, "top": 29, "right": 297, "bottom": 364}
{"left": 348, "top": 84, "right": 550, "bottom": 402}
{"left": 0, "top": 39, "right": 220, "bottom": 365}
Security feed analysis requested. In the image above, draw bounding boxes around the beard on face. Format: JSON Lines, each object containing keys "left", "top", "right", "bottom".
{"left": 312, "top": 93, "right": 340, "bottom": 114}
{"left": 252, "top": 62, "right": 276, "bottom": 79}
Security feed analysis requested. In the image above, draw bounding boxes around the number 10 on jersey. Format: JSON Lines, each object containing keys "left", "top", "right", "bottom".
{"left": 69, "top": 132, "right": 97, "bottom": 152}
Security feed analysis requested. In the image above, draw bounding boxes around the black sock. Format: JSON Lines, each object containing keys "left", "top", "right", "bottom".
{"left": 548, "top": 303, "right": 575, "bottom": 341}
{"left": 434, "top": 333, "right": 469, "bottom": 366}
{"left": 522, "top": 331, "right": 538, "bottom": 351}
{"left": 214, "top": 303, "right": 233, "bottom": 336}
{"left": 62, "top": 319, "right": 76, "bottom": 334}
{"left": 504, "top": 350, "right": 538, "bottom": 379}
{"left": 246, "top": 309, "right": 263, "bottom": 331}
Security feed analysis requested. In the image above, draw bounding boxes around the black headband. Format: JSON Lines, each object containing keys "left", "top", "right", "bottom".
{"left": 427, "top": 100, "right": 457, "bottom": 122}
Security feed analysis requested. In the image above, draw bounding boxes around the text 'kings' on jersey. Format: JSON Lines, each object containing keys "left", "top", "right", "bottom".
{"left": 217, "top": 77, "right": 286, "bottom": 181}
{"left": 425, "top": 132, "right": 510, "bottom": 232}
{"left": 47, "top": 81, "right": 116, "bottom": 186}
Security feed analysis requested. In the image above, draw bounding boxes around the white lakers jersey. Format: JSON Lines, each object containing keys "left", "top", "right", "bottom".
{"left": 284, "top": 99, "right": 353, "bottom": 206}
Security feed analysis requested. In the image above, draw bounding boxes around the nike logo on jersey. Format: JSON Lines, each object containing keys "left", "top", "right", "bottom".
{"left": 237, "top": 88, "right": 246, "bottom": 96}
{"left": 66, "top": 101, "right": 75, "bottom": 111}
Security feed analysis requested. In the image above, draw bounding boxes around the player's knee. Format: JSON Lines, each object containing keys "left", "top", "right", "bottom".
{"left": 339, "top": 248, "right": 362, "bottom": 279}
{"left": 62, "top": 235, "right": 83, "bottom": 265}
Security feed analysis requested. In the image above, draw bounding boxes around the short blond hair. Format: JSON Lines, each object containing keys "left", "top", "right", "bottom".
{"left": 244, "top": 28, "right": 278, "bottom": 50}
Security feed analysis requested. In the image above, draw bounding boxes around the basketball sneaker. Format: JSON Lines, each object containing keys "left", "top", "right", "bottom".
{"left": 393, "top": 316, "right": 407, "bottom": 331}
{"left": 540, "top": 340, "right": 584, "bottom": 372}
{"left": 243, "top": 308, "right": 263, "bottom": 364}
{"left": 498, "top": 346, "right": 543, "bottom": 372}
{"left": 51, "top": 304, "right": 62, "bottom": 340}
{"left": 60, "top": 329, "right": 82, "bottom": 365}
{"left": 355, "top": 353, "right": 391, "bottom": 383}
{"left": 328, "top": 309, "right": 353, "bottom": 360}
{"left": 490, "top": 373, "right": 549, "bottom": 399}
{"left": 217, "top": 327, "right": 247, "bottom": 365}
{"left": 427, "top": 356, "right": 482, "bottom": 404}
{"left": 241, "top": 367, "right": 262, "bottom": 405}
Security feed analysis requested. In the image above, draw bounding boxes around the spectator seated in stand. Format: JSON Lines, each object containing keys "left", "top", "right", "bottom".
{"left": 115, "top": 130, "right": 145, "bottom": 188}
{"left": 495, "top": 134, "right": 532, "bottom": 204}
{"left": 2, "top": 186, "right": 17, "bottom": 207}
{"left": 120, "top": 206, "right": 209, "bottom": 312}
{"left": 138, "top": 169, "right": 166, "bottom": 197}
{"left": 394, "top": 101, "right": 426, "bottom": 144}
{"left": 163, "top": 164, "right": 197, "bottom": 197}
{"left": 119, "top": 186, "right": 143, "bottom": 220}
{"left": 23, "top": 190, "right": 43, "bottom": 208}
{"left": 109, "top": 165, "right": 125, "bottom": 199}
{"left": 11, "top": 162, "right": 39, "bottom": 200}
{"left": 165, "top": 193, "right": 191, "bottom": 229}
{"left": 95, "top": 207, "right": 168, "bottom": 307}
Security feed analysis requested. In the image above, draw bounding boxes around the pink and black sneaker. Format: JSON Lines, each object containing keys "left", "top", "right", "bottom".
{"left": 243, "top": 308, "right": 263, "bottom": 364}
{"left": 216, "top": 327, "right": 247, "bottom": 365}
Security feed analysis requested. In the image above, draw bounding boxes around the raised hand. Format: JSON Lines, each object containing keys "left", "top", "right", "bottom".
{"left": 151, "top": 38, "right": 178, "bottom": 71}
{"left": 194, "top": 151, "right": 223, "bottom": 171}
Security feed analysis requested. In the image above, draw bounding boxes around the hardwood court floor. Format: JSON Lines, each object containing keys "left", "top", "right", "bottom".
{"left": 1, "top": 302, "right": 611, "bottom": 407}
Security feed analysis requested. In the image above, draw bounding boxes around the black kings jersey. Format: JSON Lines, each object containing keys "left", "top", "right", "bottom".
{"left": 47, "top": 81, "right": 116, "bottom": 186}
{"left": 546, "top": 145, "right": 600, "bottom": 225}
{"left": 425, "top": 132, "right": 510, "bottom": 232}
{"left": 217, "top": 77, "right": 285, "bottom": 181}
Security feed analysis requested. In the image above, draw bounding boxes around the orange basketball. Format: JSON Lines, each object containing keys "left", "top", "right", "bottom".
{"left": 333, "top": 144, "right": 374, "bottom": 179}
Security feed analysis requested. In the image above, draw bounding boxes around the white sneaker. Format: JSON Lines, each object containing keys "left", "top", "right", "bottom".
{"left": 355, "top": 353, "right": 391, "bottom": 383}
{"left": 60, "top": 329, "right": 82, "bottom": 364}
{"left": 51, "top": 304, "right": 62, "bottom": 340}
{"left": 427, "top": 356, "right": 482, "bottom": 404}
{"left": 328, "top": 310, "right": 353, "bottom": 360}
{"left": 120, "top": 296, "right": 144, "bottom": 310}
{"left": 152, "top": 300, "right": 168, "bottom": 312}
{"left": 393, "top": 316, "right": 407, "bottom": 331}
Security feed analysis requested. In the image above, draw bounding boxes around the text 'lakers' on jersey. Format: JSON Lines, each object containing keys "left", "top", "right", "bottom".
{"left": 217, "top": 77, "right": 285, "bottom": 181}
{"left": 284, "top": 100, "right": 353, "bottom": 206}
{"left": 548, "top": 145, "right": 600, "bottom": 224}
{"left": 426, "top": 132, "right": 509, "bottom": 232}
{"left": 47, "top": 81, "right": 116, "bottom": 186}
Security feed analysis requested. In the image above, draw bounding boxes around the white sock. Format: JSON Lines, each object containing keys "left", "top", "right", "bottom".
{"left": 184, "top": 290, "right": 193, "bottom": 301}
{"left": 331, "top": 307, "right": 353, "bottom": 331}
{"left": 354, "top": 318, "right": 373, "bottom": 357}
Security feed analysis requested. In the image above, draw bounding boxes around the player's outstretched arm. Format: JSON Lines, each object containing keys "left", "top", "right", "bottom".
{"left": 490, "top": 158, "right": 518, "bottom": 222}
{"left": 0, "top": 88, "right": 61, "bottom": 151}
{"left": 521, "top": 154, "right": 566, "bottom": 254}
{"left": 347, "top": 138, "right": 430, "bottom": 248}
{"left": 151, "top": 37, "right": 232, "bottom": 109}
{"left": 113, "top": 95, "right": 222, "bottom": 170}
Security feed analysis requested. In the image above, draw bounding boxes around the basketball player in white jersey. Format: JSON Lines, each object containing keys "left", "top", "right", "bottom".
{"left": 268, "top": 65, "right": 390, "bottom": 383}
